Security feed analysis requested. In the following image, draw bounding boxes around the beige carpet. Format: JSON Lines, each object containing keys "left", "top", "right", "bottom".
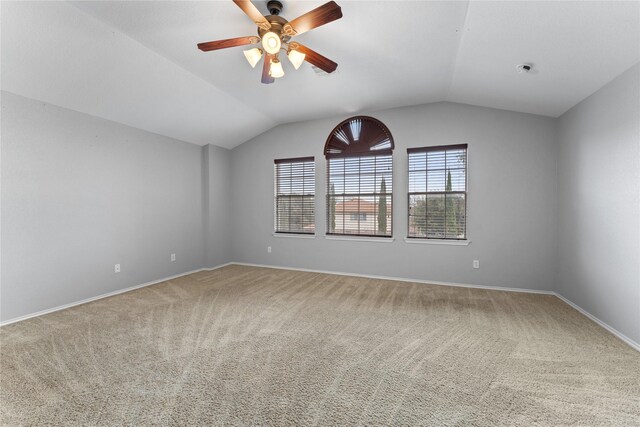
{"left": 1, "top": 265, "right": 638, "bottom": 426}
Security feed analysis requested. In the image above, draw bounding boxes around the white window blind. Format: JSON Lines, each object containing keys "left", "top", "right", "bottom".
{"left": 407, "top": 144, "right": 467, "bottom": 239}
{"left": 274, "top": 157, "right": 315, "bottom": 234}
{"left": 327, "top": 155, "right": 392, "bottom": 237}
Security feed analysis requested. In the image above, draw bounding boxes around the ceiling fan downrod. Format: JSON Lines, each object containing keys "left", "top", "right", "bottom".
{"left": 267, "top": 1, "right": 283, "bottom": 16}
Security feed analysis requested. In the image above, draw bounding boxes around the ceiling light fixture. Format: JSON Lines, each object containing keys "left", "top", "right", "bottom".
{"left": 269, "top": 57, "right": 285, "bottom": 78}
{"left": 243, "top": 48, "right": 263, "bottom": 68}
{"left": 262, "top": 31, "right": 282, "bottom": 55}
{"left": 287, "top": 49, "right": 306, "bottom": 70}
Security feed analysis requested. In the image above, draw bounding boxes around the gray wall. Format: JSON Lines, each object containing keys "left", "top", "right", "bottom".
{"left": 1, "top": 92, "right": 207, "bottom": 321}
{"left": 203, "top": 144, "right": 232, "bottom": 267}
{"left": 556, "top": 64, "right": 640, "bottom": 344}
{"left": 5, "top": 71, "right": 638, "bottom": 344}
{"left": 230, "top": 102, "right": 558, "bottom": 291}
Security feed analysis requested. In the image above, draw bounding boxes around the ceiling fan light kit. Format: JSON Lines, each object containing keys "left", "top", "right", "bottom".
{"left": 243, "top": 47, "right": 263, "bottom": 68}
{"left": 269, "top": 58, "right": 285, "bottom": 78}
{"left": 287, "top": 49, "right": 305, "bottom": 70}
{"left": 197, "top": 0, "right": 342, "bottom": 84}
{"left": 261, "top": 31, "right": 281, "bottom": 54}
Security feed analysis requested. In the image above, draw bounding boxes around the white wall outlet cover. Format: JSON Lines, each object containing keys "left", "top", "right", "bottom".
{"left": 171, "top": 253, "right": 176, "bottom": 262}
{"left": 473, "top": 260, "right": 480, "bottom": 269}
{"left": 267, "top": 246, "right": 272, "bottom": 253}
{"left": 114, "top": 264, "right": 121, "bottom": 273}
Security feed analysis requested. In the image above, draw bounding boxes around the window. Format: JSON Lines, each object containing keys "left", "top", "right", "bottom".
{"left": 325, "top": 116, "right": 394, "bottom": 237}
{"left": 407, "top": 144, "right": 467, "bottom": 239}
{"left": 274, "top": 157, "right": 315, "bottom": 234}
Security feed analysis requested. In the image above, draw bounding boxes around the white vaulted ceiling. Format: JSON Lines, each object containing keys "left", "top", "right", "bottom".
{"left": 2, "top": 1, "right": 639, "bottom": 148}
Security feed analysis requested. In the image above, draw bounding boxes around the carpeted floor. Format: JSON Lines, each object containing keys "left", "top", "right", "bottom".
{"left": 1, "top": 265, "right": 638, "bottom": 426}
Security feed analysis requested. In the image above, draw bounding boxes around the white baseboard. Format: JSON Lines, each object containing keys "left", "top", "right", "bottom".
{"left": 553, "top": 293, "right": 640, "bottom": 352}
{"left": 0, "top": 263, "right": 233, "bottom": 327}
{"left": 228, "top": 262, "right": 555, "bottom": 295}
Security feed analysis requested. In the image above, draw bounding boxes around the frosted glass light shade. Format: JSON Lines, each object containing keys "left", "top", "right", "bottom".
{"left": 287, "top": 49, "right": 306, "bottom": 70}
{"left": 243, "top": 48, "right": 263, "bottom": 68}
{"left": 269, "top": 58, "right": 285, "bottom": 78}
{"left": 261, "top": 32, "right": 281, "bottom": 54}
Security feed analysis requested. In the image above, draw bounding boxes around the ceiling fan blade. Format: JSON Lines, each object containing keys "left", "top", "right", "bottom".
{"left": 197, "top": 36, "right": 259, "bottom": 52}
{"left": 286, "top": 1, "right": 342, "bottom": 35}
{"left": 233, "top": 0, "right": 271, "bottom": 30}
{"left": 293, "top": 43, "right": 338, "bottom": 73}
{"left": 262, "top": 53, "right": 275, "bottom": 84}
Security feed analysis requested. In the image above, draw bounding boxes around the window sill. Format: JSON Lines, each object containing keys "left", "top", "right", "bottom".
{"left": 404, "top": 238, "right": 471, "bottom": 246}
{"left": 273, "top": 233, "right": 316, "bottom": 239}
{"left": 325, "top": 235, "right": 395, "bottom": 243}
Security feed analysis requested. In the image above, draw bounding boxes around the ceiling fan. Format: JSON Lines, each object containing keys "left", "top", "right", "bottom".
{"left": 197, "top": 0, "right": 342, "bottom": 84}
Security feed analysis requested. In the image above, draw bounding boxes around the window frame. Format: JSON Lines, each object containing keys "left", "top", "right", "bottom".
{"left": 406, "top": 143, "right": 468, "bottom": 241}
{"left": 324, "top": 116, "right": 395, "bottom": 238}
{"left": 274, "top": 156, "right": 316, "bottom": 235}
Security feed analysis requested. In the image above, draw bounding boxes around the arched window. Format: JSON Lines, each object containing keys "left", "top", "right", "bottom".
{"left": 324, "top": 116, "right": 394, "bottom": 237}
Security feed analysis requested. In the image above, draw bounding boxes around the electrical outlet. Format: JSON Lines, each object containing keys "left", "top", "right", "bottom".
{"left": 267, "top": 246, "right": 272, "bottom": 253}
{"left": 171, "top": 253, "right": 176, "bottom": 262}
{"left": 114, "top": 263, "right": 121, "bottom": 273}
{"left": 473, "top": 260, "right": 480, "bottom": 269}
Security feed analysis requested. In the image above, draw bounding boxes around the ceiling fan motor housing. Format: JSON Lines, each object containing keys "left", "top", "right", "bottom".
{"left": 258, "top": 14, "right": 291, "bottom": 44}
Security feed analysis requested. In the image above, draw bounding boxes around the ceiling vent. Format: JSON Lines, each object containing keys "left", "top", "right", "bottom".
{"left": 516, "top": 63, "right": 534, "bottom": 74}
